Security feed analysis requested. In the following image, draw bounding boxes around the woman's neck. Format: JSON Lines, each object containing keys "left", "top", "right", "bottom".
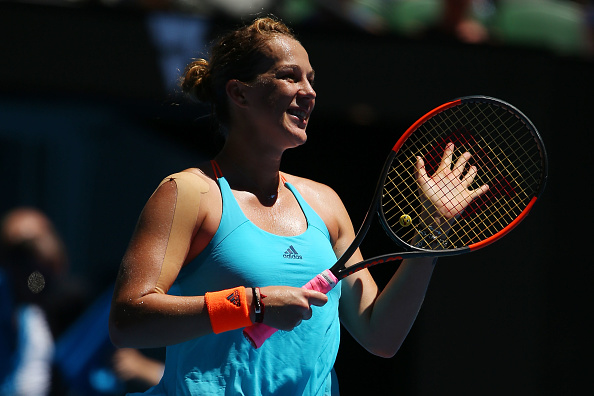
{"left": 214, "top": 144, "right": 283, "bottom": 201}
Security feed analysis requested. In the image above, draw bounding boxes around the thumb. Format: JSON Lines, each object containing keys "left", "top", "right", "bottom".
{"left": 305, "top": 290, "right": 328, "bottom": 307}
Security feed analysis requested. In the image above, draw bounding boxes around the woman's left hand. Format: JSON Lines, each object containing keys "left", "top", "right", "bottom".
{"left": 415, "top": 142, "right": 489, "bottom": 220}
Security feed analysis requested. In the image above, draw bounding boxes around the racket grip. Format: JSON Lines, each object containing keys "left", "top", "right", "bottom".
{"left": 243, "top": 322, "right": 277, "bottom": 348}
{"left": 243, "top": 270, "right": 339, "bottom": 348}
{"left": 302, "top": 269, "right": 339, "bottom": 294}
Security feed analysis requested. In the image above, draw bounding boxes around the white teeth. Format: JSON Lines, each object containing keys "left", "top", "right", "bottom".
{"left": 289, "top": 109, "right": 307, "bottom": 120}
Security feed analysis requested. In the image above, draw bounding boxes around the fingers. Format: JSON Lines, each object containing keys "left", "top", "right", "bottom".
{"left": 457, "top": 155, "right": 489, "bottom": 199}
{"left": 442, "top": 145, "right": 480, "bottom": 186}
{"left": 415, "top": 156, "right": 429, "bottom": 184}
{"left": 452, "top": 152, "right": 472, "bottom": 179}
{"left": 461, "top": 164, "right": 478, "bottom": 187}
{"left": 456, "top": 155, "right": 489, "bottom": 204}
{"left": 305, "top": 289, "right": 328, "bottom": 307}
{"left": 470, "top": 183, "right": 490, "bottom": 200}
{"left": 293, "top": 290, "right": 327, "bottom": 328}
{"left": 416, "top": 142, "right": 494, "bottom": 222}
{"left": 436, "top": 142, "right": 455, "bottom": 175}
{"left": 260, "top": 287, "right": 328, "bottom": 331}
{"left": 302, "top": 307, "right": 313, "bottom": 321}
{"left": 286, "top": 291, "right": 325, "bottom": 330}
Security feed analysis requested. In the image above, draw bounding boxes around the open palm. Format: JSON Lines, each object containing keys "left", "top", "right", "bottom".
{"left": 415, "top": 143, "right": 489, "bottom": 220}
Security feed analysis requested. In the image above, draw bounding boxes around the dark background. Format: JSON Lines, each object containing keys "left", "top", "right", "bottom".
{"left": 1, "top": 2, "right": 592, "bottom": 395}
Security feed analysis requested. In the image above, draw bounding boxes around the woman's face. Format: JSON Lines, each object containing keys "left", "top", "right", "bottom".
{"left": 241, "top": 35, "right": 316, "bottom": 149}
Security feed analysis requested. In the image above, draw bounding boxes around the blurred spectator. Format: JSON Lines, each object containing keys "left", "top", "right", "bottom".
{"left": 0, "top": 208, "right": 163, "bottom": 395}
{"left": 112, "top": 348, "right": 164, "bottom": 391}
{"left": 0, "top": 208, "right": 68, "bottom": 281}
{"left": 441, "top": 0, "right": 490, "bottom": 43}
{"left": 54, "top": 284, "right": 165, "bottom": 395}
{"left": 299, "top": 0, "right": 491, "bottom": 41}
{"left": 0, "top": 208, "right": 89, "bottom": 338}
{"left": 0, "top": 207, "right": 64, "bottom": 395}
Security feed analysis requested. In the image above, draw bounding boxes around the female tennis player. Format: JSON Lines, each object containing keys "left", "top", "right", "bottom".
{"left": 108, "top": 17, "right": 487, "bottom": 396}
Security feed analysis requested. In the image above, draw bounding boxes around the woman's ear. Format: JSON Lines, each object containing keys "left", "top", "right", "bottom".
{"left": 225, "top": 79, "right": 248, "bottom": 108}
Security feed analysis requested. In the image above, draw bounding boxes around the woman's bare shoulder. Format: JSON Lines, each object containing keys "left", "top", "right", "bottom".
{"left": 170, "top": 165, "right": 215, "bottom": 188}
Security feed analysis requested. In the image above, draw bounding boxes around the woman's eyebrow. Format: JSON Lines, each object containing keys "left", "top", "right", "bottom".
{"left": 275, "top": 64, "right": 315, "bottom": 76}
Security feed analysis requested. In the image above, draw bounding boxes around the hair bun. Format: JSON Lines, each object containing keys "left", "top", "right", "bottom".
{"left": 180, "top": 17, "right": 296, "bottom": 126}
{"left": 181, "top": 59, "right": 213, "bottom": 103}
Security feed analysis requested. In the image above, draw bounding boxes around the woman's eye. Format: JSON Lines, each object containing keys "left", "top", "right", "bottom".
{"left": 277, "top": 71, "right": 297, "bottom": 82}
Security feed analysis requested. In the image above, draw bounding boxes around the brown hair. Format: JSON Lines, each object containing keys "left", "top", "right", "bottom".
{"left": 181, "top": 17, "right": 297, "bottom": 126}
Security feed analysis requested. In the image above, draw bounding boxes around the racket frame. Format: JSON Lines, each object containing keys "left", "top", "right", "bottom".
{"left": 331, "top": 95, "right": 547, "bottom": 280}
{"left": 243, "top": 95, "right": 548, "bottom": 348}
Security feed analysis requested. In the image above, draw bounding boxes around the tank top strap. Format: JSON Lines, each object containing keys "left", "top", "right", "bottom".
{"left": 284, "top": 182, "right": 330, "bottom": 239}
{"left": 208, "top": 160, "right": 326, "bottom": 237}
{"left": 211, "top": 160, "right": 223, "bottom": 180}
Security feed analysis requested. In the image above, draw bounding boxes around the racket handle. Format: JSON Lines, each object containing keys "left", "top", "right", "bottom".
{"left": 243, "top": 270, "right": 338, "bottom": 348}
{"left": 242, "top": 322, "right": 277, "bottom": 349}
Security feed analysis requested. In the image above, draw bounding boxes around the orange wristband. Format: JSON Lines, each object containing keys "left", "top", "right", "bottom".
{"left": 205, "top": 287, "right": 252, "bottom": 334}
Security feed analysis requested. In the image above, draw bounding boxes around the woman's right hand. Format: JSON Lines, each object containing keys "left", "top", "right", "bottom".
{"left": 258, "top": 286, "right": 328, "bottom": 331}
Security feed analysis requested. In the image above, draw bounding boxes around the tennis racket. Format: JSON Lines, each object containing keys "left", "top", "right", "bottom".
{"left": 243, "top": 95, "right": 548, "bottom": 348}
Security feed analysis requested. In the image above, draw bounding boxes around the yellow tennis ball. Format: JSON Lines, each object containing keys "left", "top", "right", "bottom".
{"left": 399, "top": 214, "right": 412, "bottom": 227}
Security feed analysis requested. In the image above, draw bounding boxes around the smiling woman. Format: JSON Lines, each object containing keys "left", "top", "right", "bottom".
{"left": 109, "top": 16, "right": 483, "bottom": 396}
{"left": 180, "top": 18, "right": 307, "bottom": 128}
{"left": 183, "top": 23, "right": 316, "bottom": 152}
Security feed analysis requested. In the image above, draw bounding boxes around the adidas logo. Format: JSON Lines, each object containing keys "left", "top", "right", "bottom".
{"left": 226, "top": 290, "right": 241, "bottom": 307}
{"left": 283, "top": 245, "right": 302, "bottom": 260}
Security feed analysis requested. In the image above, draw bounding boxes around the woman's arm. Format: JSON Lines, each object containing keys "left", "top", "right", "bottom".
{"left": 327, "top": 143, "right": 489, "bottom": 357}
{"left": 109, "top": 171, "right": 215, "bottom": 348}
{"left": 339, "top": 253, "right": 436, "bottom": 358}
{"left": 109, "top": 171, "right": 328, "bottom": 349}
{"left": 298, "top": 175, "right": 434, "bottom": 358}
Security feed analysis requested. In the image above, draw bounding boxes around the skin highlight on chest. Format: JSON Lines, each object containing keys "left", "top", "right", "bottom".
{"left": 233, "top": 190, "right": 307, "bottom": 236}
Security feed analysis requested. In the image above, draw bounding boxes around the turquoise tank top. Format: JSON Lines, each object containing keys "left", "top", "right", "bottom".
{"left": 134, "top": 174, "right": 341, "bottom": 396}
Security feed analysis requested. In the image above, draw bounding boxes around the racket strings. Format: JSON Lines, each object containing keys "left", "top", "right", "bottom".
{"left": 381, "top": 101, "right": 544, "bottom": 251}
